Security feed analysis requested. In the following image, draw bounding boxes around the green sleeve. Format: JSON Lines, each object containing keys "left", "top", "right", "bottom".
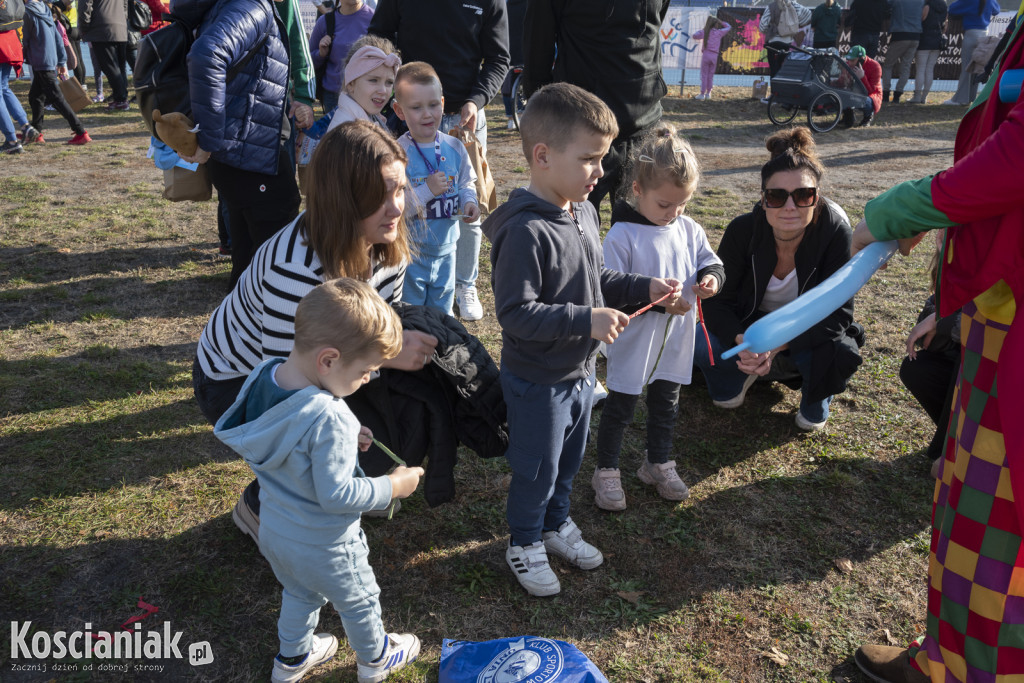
{"left": 863, "top": 174, "right": 955, "bottom": 241}
{"left": 278, "top": 0, "right": 317, "bottom": 106}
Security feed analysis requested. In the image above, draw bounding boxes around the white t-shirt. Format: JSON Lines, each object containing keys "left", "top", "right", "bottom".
{"left": 759, "top": 269, "right": 799, "bottom": 313}
{"left": 602, "top": 214, "right": 723, "bottom": 395}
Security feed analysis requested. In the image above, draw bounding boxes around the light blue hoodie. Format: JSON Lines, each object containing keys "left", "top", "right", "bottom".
{"left": 215, "top": 359, "right": 394, "bottom": 545}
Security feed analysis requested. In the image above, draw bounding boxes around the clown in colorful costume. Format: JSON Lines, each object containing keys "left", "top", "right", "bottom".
{"left": 852, "top": 7, "right": 1024, "bottom": 682}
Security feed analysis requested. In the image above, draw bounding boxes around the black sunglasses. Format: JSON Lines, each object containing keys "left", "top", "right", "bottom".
{"left": 762, "top": 187, "right": 818, "bottom": 208}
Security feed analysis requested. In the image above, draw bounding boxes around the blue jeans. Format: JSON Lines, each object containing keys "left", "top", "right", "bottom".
{"left": 440, "top": 110, "right": 486, "bottom": 288}
{"left": 260, "top": 526, "right": 385, "bottom": 661}
{"left": 402, "top": 246, "right": 457, "bottom": 316}
{"left": 0, "top": 64, "right": 28, "bottom": 141}
{"left": 501, "top": 369, "right": 595, "bottom": 547}
{"left": 693, "top": 330, "right": 832, "bottom": 423}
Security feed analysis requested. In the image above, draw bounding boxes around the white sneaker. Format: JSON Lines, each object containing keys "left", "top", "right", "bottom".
{"left": 637, "top": 459, "right": 690, "bottom": 501}
{"left": 356, "top": 633, "right": 421, "bottom": 683}
{"left": 705, "top": 92, "right": 712, "bottom": 100}
{"left": 692, "top": 93, "right": 705, "bottom": 100}
{"left": 592, "top": 468, "right": 626, "bottom": 511}
{"left": 507, "top": 540, "right": 561, "bottom": 596}
{"left": 507, "top": 117, "right": 516, "bottom": 130}
{"left": 760, "top": 97, "right": 771, "bottom": 104}
{"left": 271, "top": 633, "right": 339, "bottom": 683}
{"left": 542, "top": 517, "right": 603, "bottom": 570}
{"left": 454, "top": 283, "right": 484, "bottom": 321}
{"left": 795, "top": 411, "right": 827, "bottom": 431}
{"left": 712, "top": 373, "right": 757, "bottom": 409}
{"left": 941, "top": 99, "right": 965, "bottom": 106}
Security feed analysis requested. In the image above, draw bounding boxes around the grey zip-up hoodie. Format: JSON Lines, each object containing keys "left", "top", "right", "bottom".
{"left": 482, "top": 188, "right": 651, "bottom": 384}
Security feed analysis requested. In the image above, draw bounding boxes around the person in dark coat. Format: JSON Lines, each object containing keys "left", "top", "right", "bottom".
{"left": 79, "top": 0, "right": 129, "bottom": 108}
{"left": 173, "top": 0, "right": 302, "bottom": 285}
{"left": 848, "top": 0, "right": 892, "bottom": 58}
{"left": 522, "top": 0, "right": 671, "bottom": 212}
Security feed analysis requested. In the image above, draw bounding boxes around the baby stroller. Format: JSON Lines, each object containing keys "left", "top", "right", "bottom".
{"left": 766, "top": 46, "right": 874, "bottom": 132}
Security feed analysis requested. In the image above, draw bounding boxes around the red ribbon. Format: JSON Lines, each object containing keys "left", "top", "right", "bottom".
{"left": 697, "top": 298, "right": 715, "bottom": 366}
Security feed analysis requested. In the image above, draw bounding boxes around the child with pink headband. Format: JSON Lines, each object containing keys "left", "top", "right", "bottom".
{"left": 298, "top": 36, "right": 399, "bottom": 182}
{"left": 326, "top": 36, "right": 401, "bottom": 132}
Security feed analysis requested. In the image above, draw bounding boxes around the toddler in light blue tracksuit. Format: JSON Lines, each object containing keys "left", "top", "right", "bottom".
{"left": 215, "top": 278, "right": 424, "bottom": 683}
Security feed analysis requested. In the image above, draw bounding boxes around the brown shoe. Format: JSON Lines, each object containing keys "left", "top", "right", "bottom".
{"left": 854, "top": 644, "right": 929, "bottom": 683}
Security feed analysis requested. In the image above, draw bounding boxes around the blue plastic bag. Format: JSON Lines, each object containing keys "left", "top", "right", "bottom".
{"left": 439, "top": 636, "right": 609, "bottom": 683}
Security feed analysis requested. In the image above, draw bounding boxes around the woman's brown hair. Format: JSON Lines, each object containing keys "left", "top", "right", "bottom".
{"left": 760, "top": 126, "right": 825, "bottom": 188}
{"left": 303, "top": 120, "right": 411, "bottom": 280}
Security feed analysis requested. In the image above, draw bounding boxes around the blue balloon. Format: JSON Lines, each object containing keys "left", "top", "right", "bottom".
{"left": 721, "top": 240, "right": 897, "bottom": 359}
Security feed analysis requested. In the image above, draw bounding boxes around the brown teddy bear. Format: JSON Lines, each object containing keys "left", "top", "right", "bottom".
{"left": 153, "top": 109, "right": 199, "bottom": 157}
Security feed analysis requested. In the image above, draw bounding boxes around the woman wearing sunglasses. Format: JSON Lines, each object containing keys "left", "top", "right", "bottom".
{"left": 694, "top": 126, "right": 863, "bottom": 431}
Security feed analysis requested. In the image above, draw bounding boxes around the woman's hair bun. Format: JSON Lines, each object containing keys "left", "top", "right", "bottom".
{"left": 765, "top": 126, "right": 816, "bottom": 160}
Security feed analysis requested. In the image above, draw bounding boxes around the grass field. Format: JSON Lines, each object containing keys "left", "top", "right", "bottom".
{"left": 0, "top": 83, "right": 961, "bottom": 681}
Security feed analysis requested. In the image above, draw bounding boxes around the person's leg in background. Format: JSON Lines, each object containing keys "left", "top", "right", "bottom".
{"left": 91, "top": 41, "right": 128, "bottom": 108}
{"left": 946, "top": 28, "right": 983, "bottom": 105}
{"left": 910, "top": 49, "right": 937, "bottom": 102}
{"left": 0, "top": 64, "right": 28, "bottom": 152}
{"left": 440, "top": 109, "right": 486, "bottom": 322}
{"left": 88, "top": 43, "right": 104, "bottom": 101}
{"left": 893, "top": 42, "right": 918, "bottom": 102}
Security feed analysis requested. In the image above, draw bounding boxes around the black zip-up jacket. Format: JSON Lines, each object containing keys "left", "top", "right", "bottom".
{"left": 522, "top": 0, "right": 671, "bottom": 140}
{"left": 702, "top": 198, "right": 864, "bottom": 401}
{"left": 849, "top": 0, "right": 892, "bottom": 33}
{"left": 482, "top": 188, "right": 652, "bottom": 384}
{"left": 347, "top": 303, "right": 508, "bottom": 507}
{"left": 368, "top": 0, "right": 509, "bottom": 113}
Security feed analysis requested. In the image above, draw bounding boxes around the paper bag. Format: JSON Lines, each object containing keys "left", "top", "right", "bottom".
{"left": 752, "top": 78, "right": 768, "bottom": 100}
{"left": 59, "top": 76, "right": 91, "bottom": 113}
{"left": 162, "top": 164, "right": 212, "bottom": 202}
{"left": 450, "top": 125, "right": 498, "bottom": 214}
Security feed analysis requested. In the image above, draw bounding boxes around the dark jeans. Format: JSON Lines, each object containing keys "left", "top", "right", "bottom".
{"left": 191, "top": 356, "right": 246, "bottom": 426}
{"left": 28, "top": 70, "right": 85, "bottom": 135}
{"left": 850, "top": 31, "right": 881, "bottom": 59}
{"left": 596, "top": 380, "right": 680, "bottom": 469}
{"left": 900, "top": 350, "right": 959, "bottom": 459}
{"left": 694, "top": 329, "right": 832, "bottom": 423}
{"left": 501, "top": 369, "right": 595, "bottom": 547}
{"left": 207, "top": 147, "right": 301, "bottom": 286}
{"left": 192, "top": 357, "right": 260, "bottom": 513}
{"left": 90, "top": 41, "right": 128, "bottom": 102}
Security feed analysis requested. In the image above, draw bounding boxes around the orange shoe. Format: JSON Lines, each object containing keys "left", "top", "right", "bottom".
{"left": 67, "top": 131, "right": 92, "bottom": 145}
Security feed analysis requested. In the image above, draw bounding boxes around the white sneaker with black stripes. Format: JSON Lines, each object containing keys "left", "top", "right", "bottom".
{"left": 506, "top": 540, "right": 560, "bottom": 596}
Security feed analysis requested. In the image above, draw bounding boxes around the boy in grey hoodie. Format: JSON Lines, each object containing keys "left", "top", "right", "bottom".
{"left": 482, "top": 83, "right": 680, "bottom": 598}
{"left": 21, "top": 0, "right": 89, "bottom": 144}
{"left": 215, "top": 278, "right": 424, "bottom": 683}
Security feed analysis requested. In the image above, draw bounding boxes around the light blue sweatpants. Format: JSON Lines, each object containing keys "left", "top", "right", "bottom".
{"left": 259, "top": 526, "right": 386, "bottom": 661}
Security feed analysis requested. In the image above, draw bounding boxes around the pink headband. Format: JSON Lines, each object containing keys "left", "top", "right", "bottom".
{"left": 344, "top": 46, "right": 401, "bottom": 89}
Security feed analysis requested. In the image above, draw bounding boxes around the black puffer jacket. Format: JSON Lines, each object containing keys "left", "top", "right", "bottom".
{"left": 347, "top": 303, "right": 508, "bottom": 507}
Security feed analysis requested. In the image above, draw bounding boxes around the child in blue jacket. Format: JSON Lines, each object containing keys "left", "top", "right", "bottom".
{"left": 21, "top": 0, "right": 89, "bottom": 144}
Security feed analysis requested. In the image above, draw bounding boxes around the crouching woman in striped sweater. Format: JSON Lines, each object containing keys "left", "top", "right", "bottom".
{"left": 192, "top": 119, "right": 439, "bottom": 539}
